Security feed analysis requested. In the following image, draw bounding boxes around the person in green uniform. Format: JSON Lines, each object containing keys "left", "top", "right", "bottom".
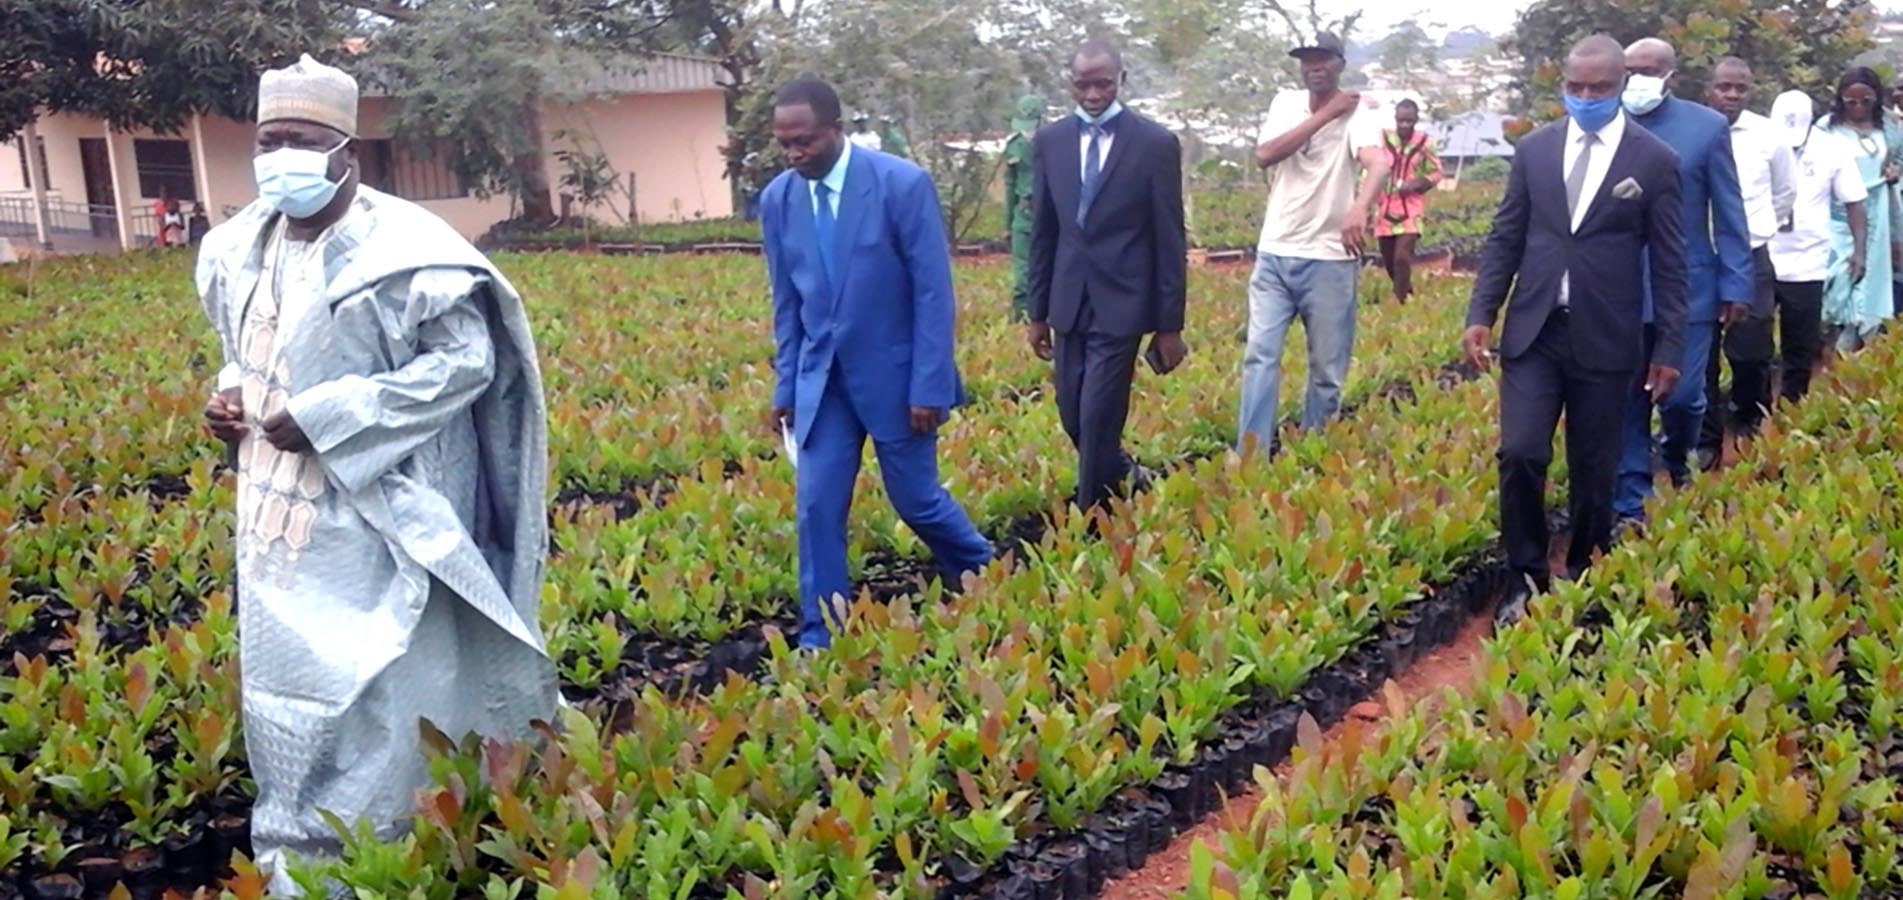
{"left": 881, "top": 116, "right": 913, "bottom": 159}
{"left": 1004, "top": 94, "right": 1045, "bottom": 318}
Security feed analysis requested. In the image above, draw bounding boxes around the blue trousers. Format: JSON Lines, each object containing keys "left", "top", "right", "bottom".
{"left": 1237, "top": 253, "right": 1360, "bottom": 452}
{"left": 795, "top": 371, "right": 992, "bottom": 649}
{"left": 1614, "top": 320, "right": 1715, "bottom": 519}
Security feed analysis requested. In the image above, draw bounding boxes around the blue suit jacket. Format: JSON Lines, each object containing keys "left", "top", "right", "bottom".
{"left": 761, "top": 148, "right": 965, "bottom": 446}
{"left": 1631, "top": 96, "right": 1753, "bottom": 324}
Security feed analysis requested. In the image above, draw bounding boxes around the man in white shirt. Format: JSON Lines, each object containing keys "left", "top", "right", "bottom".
{"left": 1698, "top": 57, "right": 1796, "bottom": 462}
{"left": 1758, "top": 89, "right": 1869, "bottom": 410}
{"left": 848, "top": 114, "right": 884, "bottom": 152}
{"left": 1238, "top": 31, "right": 1390, "bottom": 454}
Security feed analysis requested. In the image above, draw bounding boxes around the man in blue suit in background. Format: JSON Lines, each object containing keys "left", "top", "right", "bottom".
{"left": 1614, "top": 37, "right": 1753, "bottom": 524}
{"left": 760, "top": 77, "right": 993, "bottom": 650}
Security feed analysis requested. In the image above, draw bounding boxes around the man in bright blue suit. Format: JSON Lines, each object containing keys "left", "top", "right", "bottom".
{"left": 1614, "top": 37, "right": 1753, "bottom": 523}
{"left": 759, "top": 77, "right": 993, "bottom": 650}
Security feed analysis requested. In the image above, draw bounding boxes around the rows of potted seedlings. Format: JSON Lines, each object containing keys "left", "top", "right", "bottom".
{"left": 1187, "top": 338, "right": 1903, "bottom": 900}
{"left": 535, "top": 279, "right": 1478, "bottom": 698}
{"left": 282, "top": 362, "right": 1528, "bottom": 895}
{"left": 4, "top": 250, "right": 1481, "bottom": 897}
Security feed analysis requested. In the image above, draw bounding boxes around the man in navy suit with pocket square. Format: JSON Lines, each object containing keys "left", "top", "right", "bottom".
{"left": 1025, "top": 39, "right": 1189, "bottom": 512}
{"left": 1463, "top": 35, "right": 1689, "bottom": 625}
{"left": 760, "top": 77, "right": 992, "bottom": 651}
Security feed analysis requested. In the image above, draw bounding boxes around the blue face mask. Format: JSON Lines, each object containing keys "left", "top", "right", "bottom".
{"left": 253, "top": 139, "right": 350, "bottom": 218}
{"left": 1564, "top": 93, "right": 1621, "bottom": 133}
{"left": 1076, "top": 101, "right": 1124, "bottom": 126}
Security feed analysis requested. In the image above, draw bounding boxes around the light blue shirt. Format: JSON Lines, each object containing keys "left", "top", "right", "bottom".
{"left": 1075, "top": 101, "right": 1124, "bottom": 181}
{"left": 807, "top": 138, "right": 852, "bottom": 217}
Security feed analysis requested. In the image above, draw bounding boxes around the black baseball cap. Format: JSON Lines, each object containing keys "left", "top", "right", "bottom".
{"left": 1290, "top": 32, "right": 1345, "bottom": 60}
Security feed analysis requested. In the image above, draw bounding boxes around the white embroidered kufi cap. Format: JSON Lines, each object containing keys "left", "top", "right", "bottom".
{"left": 257, "top": 53, "right": 359, "bottom": 137}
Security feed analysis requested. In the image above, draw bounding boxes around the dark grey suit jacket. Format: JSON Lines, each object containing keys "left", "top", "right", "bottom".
{"left": 1027, "top": 112, "right": 1187, "bottom": 338}
{"left": 1466, "top": 117, "right": 1689, "bottom": 373}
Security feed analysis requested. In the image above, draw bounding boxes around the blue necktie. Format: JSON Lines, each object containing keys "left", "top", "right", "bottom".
{"left": 814, "top": 181, "right": 836, "bottom": 287}
{"left": 1077, "top": 124, "right": 1103, "bottom": 227}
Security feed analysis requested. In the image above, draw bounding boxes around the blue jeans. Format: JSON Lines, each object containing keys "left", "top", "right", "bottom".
{"left": 1238, "top": 253, "right": 1360, "bottom": 452}
{"left": 1614, "top": 320, "right": 1715, "bottom": 519}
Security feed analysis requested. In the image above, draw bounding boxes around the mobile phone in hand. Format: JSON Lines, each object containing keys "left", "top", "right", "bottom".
{"left": 1145, "top": 342, "right": 1172, "bottom": 375}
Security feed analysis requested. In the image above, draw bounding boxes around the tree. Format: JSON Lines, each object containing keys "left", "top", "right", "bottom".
{"left": 349, "top": 0, "right": 675, "bottom": 226}
{"left": 0, "top": 0, "right": 341, "bottom": 138}
{"left": 763, "top": 0, "right": 1023, "bottom": 239}
{"left": 1127, "top": 0, "right": 1290, "bottom": 242}
{"left": 1505, "top": 0, "right": 1877, "bottom": 121}
{"left": 1378, "top": 21, "right": 1443, "bottom": 92}
{"left": 1259, "top": 0, "right": 1363, "bottom": 46}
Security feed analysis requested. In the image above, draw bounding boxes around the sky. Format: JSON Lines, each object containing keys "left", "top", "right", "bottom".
{"left": 1357, "top": 0, "right": 1903, "bottom": 41}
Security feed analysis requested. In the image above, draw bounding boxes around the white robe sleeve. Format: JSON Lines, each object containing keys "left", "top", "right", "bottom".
{"left": 285, "top": 269, "right": 496, "bottom": 494}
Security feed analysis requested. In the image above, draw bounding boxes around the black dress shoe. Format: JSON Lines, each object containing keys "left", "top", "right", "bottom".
{"left": 1495, "top": 582, "right": 1536, "bottom": 627}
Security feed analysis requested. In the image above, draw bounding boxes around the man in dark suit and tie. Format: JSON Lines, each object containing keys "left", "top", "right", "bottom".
{"left": 1463, "top": 35, "right": 1689, "bottom": 624}
{"left": 760, "top": 77, "right": 993, "bottom": 650}
{"left": 1026, "top": 39, "right": 1189, "bottom": 512}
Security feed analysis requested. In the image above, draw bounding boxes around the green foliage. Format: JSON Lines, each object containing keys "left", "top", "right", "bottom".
{"left": 0, "top": 0, "right": 341, "bottom": 137}
{"left": 1378, "top": 21, "right": 1444, "bottom": 92}
{"left": 350, "top": 0, "right": 674, "bottom": 222}
{"left": 1505, "top": 0, "right": 1878, "bottom": 119}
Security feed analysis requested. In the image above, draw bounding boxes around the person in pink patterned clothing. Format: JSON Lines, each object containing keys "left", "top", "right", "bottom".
{"left": 1374, "top": 99, "right": 1444, "bottom": 303}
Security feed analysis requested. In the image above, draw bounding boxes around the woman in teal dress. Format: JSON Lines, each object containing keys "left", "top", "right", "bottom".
{"left": 1818, "top": 67, "right": 1903, "bottom": 352}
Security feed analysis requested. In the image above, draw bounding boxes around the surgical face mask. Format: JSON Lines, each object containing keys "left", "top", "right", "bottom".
{"left": 1622, "top": 74, "right": 1669, "bottom": 116}
{"left": 1565, "top": 93, "right": 1621, "bottom": 133}
{"left": 253, "top": 139, "right": 350, "bottom": 218}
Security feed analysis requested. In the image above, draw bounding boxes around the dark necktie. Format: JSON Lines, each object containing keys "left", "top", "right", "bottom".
{"left": 1077, "top": 124, "right": 1105, "bottom": 227}
{"left": 1566, "top": 132, "right": 1599, "bottom": 222}
{"left": 814, "top": 181, "right": 836, "bottom": 287}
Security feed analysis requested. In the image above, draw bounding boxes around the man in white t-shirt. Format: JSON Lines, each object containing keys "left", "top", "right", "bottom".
{"left": 848, "top": 114, "right": 885, "bottom": 152}
{"left": 1238, "top": 31, "right": 1390, "bottom": 454}
{"left": 1759, "top": 89, "right": 1868, "bottom": 408}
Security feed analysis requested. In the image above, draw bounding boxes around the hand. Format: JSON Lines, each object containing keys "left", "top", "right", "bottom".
{"left": 260, "top": 410, "right": 311, "bottom": 453}
{"left": 1026, "top": 321, "right": 1054, "bottom": 361}
{"left": 203, "top": 388, "right": 247, "bottom": 443}
{"left": 1644, "top": 364, "right": 1680, "bottom": 405}
{"left": 1320, "top": 90, "right": 1362, "bottom": 121}
{"left": 1851, "top": 252, "right": 1868, "bottom": 285}
{"left": 1885, "top": 160, "right": 1901, "bottom": 184}
{"left": 771, "top": 406, "right": 793, "bottom": 432}
{"left": 909, "top": 406, "right": 946, "bottom": 434}
{"left": 1719, "top": 302, "right": 1748, "bottom": 327}
{"left": 1461, "top": 325, "right": 1494, "bottom": 370}
{"left": 1150, "top": 331, "right": 1189, "bottom": 374}
{"left": 1341, "top": 207, "right": 1369, "bottom": 257}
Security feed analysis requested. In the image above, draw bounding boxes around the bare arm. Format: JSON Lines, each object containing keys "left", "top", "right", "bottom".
{"left": 1256, "top": 92, "right": 1358, "bottom": 169}
{"left": 1256, "top": 110, "right": 1340, "bottom": 168}
{"left": 1353, "top": 146, "right": 1393, "bottom": 219}
{"left": 1848, "top": 199, "right": 1869, "bottom": 275}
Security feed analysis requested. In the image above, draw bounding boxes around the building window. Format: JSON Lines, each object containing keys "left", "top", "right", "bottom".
{"left": 358, "top": 139, "right": 469, "bottom": 202}
{"left": 12, "top": 135, "right": 48, "bottom": 188}
{"left": 133, "top": 139, "right": 198, "bottom": 200}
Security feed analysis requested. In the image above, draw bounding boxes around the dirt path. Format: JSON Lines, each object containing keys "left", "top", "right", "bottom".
{"left": 1096, "top": 612, "right": 1495, "bottom": 900}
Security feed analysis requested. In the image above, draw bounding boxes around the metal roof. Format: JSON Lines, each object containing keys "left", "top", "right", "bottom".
{"left": 360, "top": 52, "right": 724, "bottom": 99}
{"left": 583, "top": 52, "right": 726, "bottom": 96}
{"left": 1426, "top": 111, "right": 1516, "bottom": 158}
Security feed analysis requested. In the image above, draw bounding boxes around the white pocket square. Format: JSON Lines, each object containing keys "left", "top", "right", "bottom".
{"left": 1612, "top": 177, "right": 1643, "bottom": 200}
